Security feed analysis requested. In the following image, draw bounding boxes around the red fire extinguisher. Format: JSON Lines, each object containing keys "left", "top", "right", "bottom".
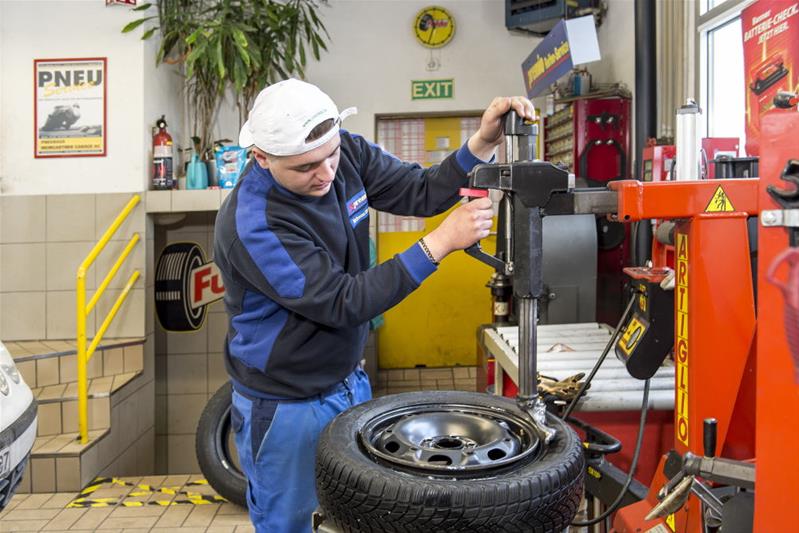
{"left": 152, "top": 115, "right": 175, "bottom": 190}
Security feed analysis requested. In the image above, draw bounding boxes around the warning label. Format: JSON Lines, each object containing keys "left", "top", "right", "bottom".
{"left": 676, "top": 233, "right": 689, "bottom": 446}
{"left": 619, "top": 316, "right": 646, "bottom": 356}
{"left": 705, "top": 186, "right": 735, "bottom": 212}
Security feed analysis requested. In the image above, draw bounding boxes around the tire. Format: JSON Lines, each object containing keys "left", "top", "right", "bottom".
{"left": 316, "top": 391, "right": 584, "bottom": 533}
{"left": 196, "top": 382, "right": 247, "bottom": 507}
{"left": 155, "top": 242, "right": 206, "bottom": 331}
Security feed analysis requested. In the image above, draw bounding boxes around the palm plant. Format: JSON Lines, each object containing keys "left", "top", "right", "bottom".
{"left": 123, "top": 0, "right": 329, "bottom": 155}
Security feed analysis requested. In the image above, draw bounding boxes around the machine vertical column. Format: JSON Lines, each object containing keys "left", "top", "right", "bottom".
{"left": 517, "top": 297, "right": 537, "bottom": 399}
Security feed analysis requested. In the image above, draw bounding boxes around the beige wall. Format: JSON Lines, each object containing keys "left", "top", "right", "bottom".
{"left": 0, "top": 193, "right": 147, "bottom": 341}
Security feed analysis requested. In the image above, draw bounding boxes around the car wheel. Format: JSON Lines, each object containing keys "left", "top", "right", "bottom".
{"left": 195, "top": 382, "right": 247, "bottom": 507}
{"left": 316, "top": 391, "right": 584, "bottom": 533}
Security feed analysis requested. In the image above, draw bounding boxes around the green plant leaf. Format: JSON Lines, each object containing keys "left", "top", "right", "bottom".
{"left": 232, "top": 28, "right": 248, "bottom": 49}
{"left": 215, "top": 39, "right": 226, "bottom": 79}
{"left": 186, "top": 28, "right": 202, "bottom": 46}
{"left": 121, "top": 17, "right": 153, "bottom": 33}
{"left": 132, "top": 2, "right": 153, "bottom": 11}
{"left": 141, "top": 27, "right": 157, "bottom": 40}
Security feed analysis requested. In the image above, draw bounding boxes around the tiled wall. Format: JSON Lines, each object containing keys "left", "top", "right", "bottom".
{"left": 153, "top": 213, "right": 226, "bottom": 474}
{"left": 0, "top": 194, "right": 147, "bottom": 341}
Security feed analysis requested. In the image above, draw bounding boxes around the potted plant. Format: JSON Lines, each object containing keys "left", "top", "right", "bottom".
{"left": 123, "top": 0, "right": 329, "bottom": 157}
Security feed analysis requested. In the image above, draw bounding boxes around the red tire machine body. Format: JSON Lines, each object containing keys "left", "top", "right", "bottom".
{"left": 471, "top": 113, "right": 799, "bottom": 531}
{"left": 612, "top": 115, "right": 799, "bottom": 531}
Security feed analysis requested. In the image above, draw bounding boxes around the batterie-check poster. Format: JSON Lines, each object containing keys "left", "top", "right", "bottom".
{"left": 521, "top": 16, "right": 600, "bottom": 99}
{"left": 34, "top": 58, "right": 107, "bottom": 158}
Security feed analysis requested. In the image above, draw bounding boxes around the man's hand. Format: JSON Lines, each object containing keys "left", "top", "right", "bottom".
{"left": 468, "top": 96, "right": 537, "bottom": 161}
{"left": 422, "top": 197, "right": 494, "bottom": 263}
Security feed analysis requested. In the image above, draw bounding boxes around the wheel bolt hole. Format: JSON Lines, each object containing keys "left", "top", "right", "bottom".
{"left": 428, "top": 455, "right": 452, "bottom": 466}
{"left": 487, "top": 448, "right": 507, "bottom": 461}
{"left": 384, "top": 441, "right": 400, "bottom": 454}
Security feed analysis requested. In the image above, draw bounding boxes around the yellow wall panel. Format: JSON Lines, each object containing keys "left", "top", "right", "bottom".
{"left": 423, "top": 117, "right": 461, "bottom": 152}
{"left": 377, "top": 207, "right": 496, "bottom": 368}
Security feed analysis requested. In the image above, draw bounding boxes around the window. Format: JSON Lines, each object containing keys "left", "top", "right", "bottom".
{"left": 698, "top": 0, "right": 749, "bottom": 152}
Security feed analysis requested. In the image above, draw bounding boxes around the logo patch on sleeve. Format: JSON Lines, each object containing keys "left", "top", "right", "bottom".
{"left": 347, "top": 190, "right": 368, "bottom": 215}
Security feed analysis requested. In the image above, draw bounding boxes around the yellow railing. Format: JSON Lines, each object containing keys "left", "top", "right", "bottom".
{"left": 76, "top": 194, "right": 142, "bottom": 444}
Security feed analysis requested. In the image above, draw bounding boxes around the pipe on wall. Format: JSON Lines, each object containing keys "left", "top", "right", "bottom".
{"left": 634, "top": 0, "right": 656, "bottom": 265}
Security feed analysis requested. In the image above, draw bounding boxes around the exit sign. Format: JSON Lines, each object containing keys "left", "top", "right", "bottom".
{"left": 412, "top": 79, "right": 454, "bottom": 100}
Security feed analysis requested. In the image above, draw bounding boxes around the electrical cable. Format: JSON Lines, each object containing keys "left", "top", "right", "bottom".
{"left": 570, "top": 378, "right": 651, "bottom": 527}
{"left": 561, "top": 292, "right": 638, "bottom": 420}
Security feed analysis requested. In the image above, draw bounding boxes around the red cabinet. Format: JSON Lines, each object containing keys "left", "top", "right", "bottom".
{"left": 545, "top": 96, "right": 632, "bottom": 325}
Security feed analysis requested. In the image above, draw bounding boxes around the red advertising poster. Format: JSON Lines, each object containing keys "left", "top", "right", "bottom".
{"left": 742, "top": 1, "right": 799, "bottom": 155}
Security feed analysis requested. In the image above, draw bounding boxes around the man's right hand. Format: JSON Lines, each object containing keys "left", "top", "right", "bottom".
{"left": 421, "top": 197, "right": 494, "bottom": 263}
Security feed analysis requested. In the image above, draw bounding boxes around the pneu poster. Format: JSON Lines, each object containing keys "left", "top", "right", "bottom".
{"left": 34, "top": 58, "right": 107, "bottom": 158}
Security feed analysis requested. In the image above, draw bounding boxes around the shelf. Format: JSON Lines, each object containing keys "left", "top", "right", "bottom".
{"left": 145, "top": 189, "right": 232, "bottom": 213}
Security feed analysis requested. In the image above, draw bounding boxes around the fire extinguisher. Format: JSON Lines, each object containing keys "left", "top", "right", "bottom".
{"left": 152, "top": 115, "right": 175, "bottom": 190}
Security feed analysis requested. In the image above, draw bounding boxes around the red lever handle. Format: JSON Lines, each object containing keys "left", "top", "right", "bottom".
{"left": 459, "top": 187, "right": 489, "bottom": 198}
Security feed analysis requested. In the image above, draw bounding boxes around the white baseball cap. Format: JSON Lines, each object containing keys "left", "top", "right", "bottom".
{"left": 238, "top": 79, "right": 357, "bottom": 156}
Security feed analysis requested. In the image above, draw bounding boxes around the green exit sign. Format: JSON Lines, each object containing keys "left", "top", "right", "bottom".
{"left": 411, "top": 79, "right": 454, "bottom": 100}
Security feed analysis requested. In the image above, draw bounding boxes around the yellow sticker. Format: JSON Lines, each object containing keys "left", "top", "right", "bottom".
{"left": 666, "top": 513, "right": 676, "bottom": 531}
{"left": 705, "top": 186, "right": 735, "bottom": 212}
{"left": 618, "top": 316, "right": 646, "bottom": 356}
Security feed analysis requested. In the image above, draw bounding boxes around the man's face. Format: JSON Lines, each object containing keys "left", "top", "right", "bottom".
{"left": 253, "top": 135, "right": 341, "bottom": 197}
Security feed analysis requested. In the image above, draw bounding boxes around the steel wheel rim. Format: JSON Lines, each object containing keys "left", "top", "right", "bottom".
{"left": 358, "top": 402, "right": 540, "bottom": 475}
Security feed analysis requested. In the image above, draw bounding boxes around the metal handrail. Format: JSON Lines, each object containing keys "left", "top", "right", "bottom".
{"left": 76, "top": 194, "right": 142, "bottom": 444}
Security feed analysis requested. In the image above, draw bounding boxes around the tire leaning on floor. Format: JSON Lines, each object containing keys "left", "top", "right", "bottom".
{"left": 196, "top": 382, "right": 247, "bottom": 508}
{"left": 315, "top": 391, "right": 584, "bottom": 533}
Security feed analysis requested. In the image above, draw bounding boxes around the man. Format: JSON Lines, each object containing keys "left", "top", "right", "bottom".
{"left": 214, "top": 78, "right": 536, "bottom": 532}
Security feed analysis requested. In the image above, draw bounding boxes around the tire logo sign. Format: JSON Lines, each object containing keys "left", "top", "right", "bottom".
{"left": 155, "top": 243, "right": 225, "bottom": 331}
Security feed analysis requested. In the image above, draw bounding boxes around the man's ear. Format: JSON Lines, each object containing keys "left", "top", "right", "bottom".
{"left": 252, "top": 147, "right": 271, "bottom": 169}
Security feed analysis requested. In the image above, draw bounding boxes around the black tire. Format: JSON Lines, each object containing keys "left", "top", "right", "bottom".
{"left": 155, "top": 242, "right": 206, "bottom": 331}
{"left": 196, "top": 382, "right": 247, "bottom": 507}
{"left": 316, "top": 391, "right": 584, "bottom": 533}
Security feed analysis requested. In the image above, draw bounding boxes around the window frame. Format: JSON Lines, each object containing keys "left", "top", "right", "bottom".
{"left": 696, "top": 0, "right": 753, "bottom": 140}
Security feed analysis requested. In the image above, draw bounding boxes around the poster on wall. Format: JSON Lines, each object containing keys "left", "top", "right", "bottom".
{"left": 34, "top": 58, "right": 107, "bottom": 158}
{"left": 741, "top": 1, "right": 799, "bottom": 156}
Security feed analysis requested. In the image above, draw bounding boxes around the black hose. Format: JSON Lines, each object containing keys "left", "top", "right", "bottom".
{"left": 561, "top": 292, "right": 637, "bottom": 420}
{"left": 571, "top": 378, "right": 651, "bottom": 527}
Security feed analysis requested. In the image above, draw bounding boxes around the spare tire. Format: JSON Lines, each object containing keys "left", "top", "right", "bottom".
{"left": 196, "top": 382, "right": 247, "bottom": 507}
{"left": 316, "top": 391, "right": 584, "bottom": 533}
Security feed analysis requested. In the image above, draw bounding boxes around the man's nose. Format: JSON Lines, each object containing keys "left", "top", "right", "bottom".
{"left": 316, "top": 160, "right": 336, "bottom": 182}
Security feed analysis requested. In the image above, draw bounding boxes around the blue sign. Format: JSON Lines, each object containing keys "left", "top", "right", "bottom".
{"left": 522, "top": 20, "right": 572, "bottom": 98}
{"left": 521, "top": 16, "right": 601, "bottom": 99}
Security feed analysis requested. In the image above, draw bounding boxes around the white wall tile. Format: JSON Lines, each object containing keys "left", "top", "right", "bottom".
{"left": 0, "top": 196, "right": 45, "bottom": 243}
{"left": 93, "top": 238, "right": 145, "bottom": 290}
{"left": 1, "top": 243, "right": 45, "bottom": 291}
{"left": 167, "top": 353, "right": 207, "bottom": 395}
{"left": 1, "top": 291, "right": 46, "bottom": 340}
{"left": 167, "top": 434, "right": 199, "bottom": 473}
{"left": 166, "top": 393, "right": 206, "bottom": 434}
{"left": 46, "top": 241, "right": 96, "bottom": 291}
{"left": 95, "top": 193, "right": 145, "bottom": 241}
{"left": 46, "top": 194, "right": 96, "bottom": 242}
{"left": 47, "top": 290, "right": 94, "bottom": 340}
{"left": 94, "top": 288, "right": 145, "bottom": 338}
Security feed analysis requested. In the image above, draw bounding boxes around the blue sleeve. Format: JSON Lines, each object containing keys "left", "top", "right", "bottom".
{"left": 345, "top": 132, "right": 490, "bottom": 217}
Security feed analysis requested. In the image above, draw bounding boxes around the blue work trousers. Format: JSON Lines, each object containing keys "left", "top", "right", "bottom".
{"left": 231, "top": 367, "right": 372, "bottom": 533}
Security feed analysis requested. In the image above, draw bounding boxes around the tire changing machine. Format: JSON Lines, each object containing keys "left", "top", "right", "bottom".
{"left": 314, "top": 113, "right": 799, "bottom": 531}
{"left": 475, "top": 112, "right": 799, "bottom": 531}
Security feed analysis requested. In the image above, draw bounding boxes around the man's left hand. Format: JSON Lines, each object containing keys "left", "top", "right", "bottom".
{"left": 468, "top": 96, "right": 537, "bottom": 161}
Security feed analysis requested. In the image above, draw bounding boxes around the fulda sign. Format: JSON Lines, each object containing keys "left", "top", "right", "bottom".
{"left": 155, "top": 243, "right": 224, "bottom": 331}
